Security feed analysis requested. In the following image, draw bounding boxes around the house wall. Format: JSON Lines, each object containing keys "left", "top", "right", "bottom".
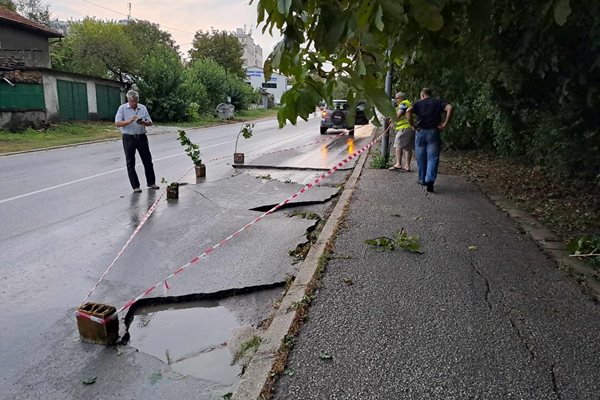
{"left": 0, "top": 25, "right": 51, "bottom": 68}
{"left": 0, "top": 69, "right": 124, "bottom": 129}
{"left": 245, "top": 67, "right": 287, "bottom": 105}
{"left": 41, "top": 71, "right": 124, "bottom": 121}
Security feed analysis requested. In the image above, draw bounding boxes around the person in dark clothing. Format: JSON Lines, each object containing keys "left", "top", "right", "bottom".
{"left": 115, "top": 90, "right": 159, "bottom": 193}
{"left": 406, "top": 88, "right": 454, "bottom": 193}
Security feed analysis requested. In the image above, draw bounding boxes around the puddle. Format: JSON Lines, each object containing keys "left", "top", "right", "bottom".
{"left": 128, "top": 301, "right": 242, "bottom": 387}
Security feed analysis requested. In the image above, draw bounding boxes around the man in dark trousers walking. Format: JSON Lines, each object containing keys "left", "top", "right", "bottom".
{"left": 406, "top": 88, "right": 454, "bottom": 193}
{"left": 115, "top": 90, "right": 159, "bottom": 193}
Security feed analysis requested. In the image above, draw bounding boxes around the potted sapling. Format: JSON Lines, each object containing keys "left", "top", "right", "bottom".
{"left": 178, "top": 130, "right": 205, "bottom": 178}
{"left": 233, "top": 122, "right": 254, "bottom": 164}
{"left": 162, "top": 178, "right": 179, "bottom": 200}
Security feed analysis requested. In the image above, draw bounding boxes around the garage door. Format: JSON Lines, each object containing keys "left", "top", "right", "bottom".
{"left": 57, "top": 80, "right": 88, "bottom": 120}
{"left": 96, "top": 84, "right": 122, "bottom": 120}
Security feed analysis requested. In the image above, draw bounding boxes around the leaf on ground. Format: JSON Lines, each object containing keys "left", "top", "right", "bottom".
{"left": 82, "top": 376, "right": 97, "bottom": 385}
{"left": 319, "top": 350, "right": 333, "bottom": 360}
{"left": 284, "top": 368, "right": 295, "bottom": 376}
{"left": 395, "top": 230, "right": 424, "bottom": 254}
{"left": 468, "top": 245, "right": 479, "bottom": 251}
{"left": 365, "top": 237, "right": 395, "bottom": 251}
{"left": 149, "top": 371, "right": 162, "bottom": 384}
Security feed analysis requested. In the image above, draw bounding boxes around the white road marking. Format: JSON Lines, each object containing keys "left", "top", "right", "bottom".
{"left": 0, "top": 122, "right": 315, "bottom": 204}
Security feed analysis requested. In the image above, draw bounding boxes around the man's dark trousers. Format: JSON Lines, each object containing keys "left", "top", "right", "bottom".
{"left": 122, "top": 134, "right": 156, "bottom": 189}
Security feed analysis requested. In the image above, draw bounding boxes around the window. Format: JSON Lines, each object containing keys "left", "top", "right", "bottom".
{"left": 262, "top": 82, "right": 277, "bottom": 89}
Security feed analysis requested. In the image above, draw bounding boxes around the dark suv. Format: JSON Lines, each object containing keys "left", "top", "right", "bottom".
{"left": 320, "top": 100, "right": 368, "bottom": 135}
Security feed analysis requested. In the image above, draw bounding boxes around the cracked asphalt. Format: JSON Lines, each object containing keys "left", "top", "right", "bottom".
{"left": 273, "top": 152, "right": 600, "bottom": 399}
{"left": 0, "top": 117, "right": 371, "bottom": 399}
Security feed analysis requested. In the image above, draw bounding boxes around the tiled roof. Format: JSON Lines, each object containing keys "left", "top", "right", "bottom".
{"left": 0, "top": 6, "right": 63, "bottom": 37}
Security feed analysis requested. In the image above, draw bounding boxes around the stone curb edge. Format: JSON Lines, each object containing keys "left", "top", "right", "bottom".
{"left": 231, "top": 126, "right": 377, "bottom": 400}
{"left": 475, "top": 181, "right": 600, "bottom": 301}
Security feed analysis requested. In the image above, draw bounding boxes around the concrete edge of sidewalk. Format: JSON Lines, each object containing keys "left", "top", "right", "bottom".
{"left": 231, "top": 126, "right": 377, "bottom": 400}
{"left": 476, "top": 181, "right": 600, "bottom": 302}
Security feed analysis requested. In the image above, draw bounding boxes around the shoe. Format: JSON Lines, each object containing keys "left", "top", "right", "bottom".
{"left": 148, "top": 184, "right": 159, "bottom": 189}
{"left": 133, "top": 187, "right": 142, "bottom": 193}
{"left": 426, "top": 182, "right": 434, "bottom": 192}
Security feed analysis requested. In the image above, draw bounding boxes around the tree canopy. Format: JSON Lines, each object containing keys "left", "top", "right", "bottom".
{"left": 15, "top": 0, "right": 50, "bottom": 24}
{"left": 0, "top": 0, "right": 17, "bottom": 12}
{"left": 255, "top": 0, "right": 600, "bottom": 180}
{"left": 188, "top": 30, "right": 245, "bottom": 77}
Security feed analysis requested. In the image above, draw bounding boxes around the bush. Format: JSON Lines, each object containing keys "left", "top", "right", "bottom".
{"left": 137, "top": 45, "right": 188, "bottom": 122}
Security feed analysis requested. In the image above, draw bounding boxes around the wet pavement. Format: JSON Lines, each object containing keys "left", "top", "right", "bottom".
{"left": 0, "top": 116, "right": 373, "bottom": 399}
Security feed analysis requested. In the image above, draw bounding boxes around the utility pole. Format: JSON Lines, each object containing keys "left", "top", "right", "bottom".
{"left": 127, "top": 3, "right": 131, "bottom": 21}
{"left": 382, "top": 57, "right": 393, "bottom": 164}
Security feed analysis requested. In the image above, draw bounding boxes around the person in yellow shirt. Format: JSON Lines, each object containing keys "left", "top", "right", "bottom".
{"left": 389, "top": 92, "right": 414, "bottom": 171}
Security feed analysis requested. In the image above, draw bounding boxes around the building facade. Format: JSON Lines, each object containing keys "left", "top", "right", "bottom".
{"left": 245, "top": 66, "right": 287, "bottom": 105}
{"left": 0, "top": 7, "right": 124, "bottom": 130}
{"left": 234, "top": 27, "right": 263, "bottom": 68}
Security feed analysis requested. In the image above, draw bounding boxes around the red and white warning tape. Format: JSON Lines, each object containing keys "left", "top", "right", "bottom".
{"left": 76, "top": 127, "right": 385, "bottom": 323}
{"left": 79, "top": 132, "right": 345, "bottom": 306}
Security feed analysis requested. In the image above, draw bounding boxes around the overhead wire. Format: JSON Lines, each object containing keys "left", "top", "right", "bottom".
{"left": 79, "top": 0, "right": 196, "bottom": 34}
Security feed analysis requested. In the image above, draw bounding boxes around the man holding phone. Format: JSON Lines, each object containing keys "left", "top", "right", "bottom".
{"left": 115, "top": 90, "right": 159, "bottom": 193}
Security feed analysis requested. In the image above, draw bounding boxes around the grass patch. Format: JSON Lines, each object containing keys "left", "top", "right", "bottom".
{"left": 289, "top": 211, "right": 320, "bottom": 220}
{"left": 233, "top": 335, "right": 262, "bottom": 364}
{"left": 0, "top": 108, "right": 279, "bottom": 154}
{"left": 369, "top": 149, "right": 392, "bottom": 169}
{"left": 0, "top": 122, "right": 118, "bottom": 153}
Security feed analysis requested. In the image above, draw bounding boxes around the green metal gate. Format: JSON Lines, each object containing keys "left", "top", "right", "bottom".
{"left": 57, "top": 80, "right": 88, "bottom": 120}
{"left": 0, "top": 83, "right": 45, "bottom": 111}
{"left": 95, "top": 84, "right": 122, "bottom": 120}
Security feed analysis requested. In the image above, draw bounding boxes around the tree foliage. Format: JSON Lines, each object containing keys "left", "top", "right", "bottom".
{"left": 15, "top": 0, "right": 50, "bottom": 24}
{"left": 0, "top": 0, "right": 17, "bottom": 12}
{"left": 255, "top": 0, "right": 600, "bottom": 180}
{"left": 137, "top": 45, "right": 188, "bottom": 122}
{"left": 51, "top": 19, "right": 140, "bottom": 83}
{"left": 50, "top": 19, "right": 259, "bottom": 121}
{"left": 122, "top": 20, "right": 179, "bottom": 53}
{"left": 188, "top": 30, "right": 245, "bottom": 77}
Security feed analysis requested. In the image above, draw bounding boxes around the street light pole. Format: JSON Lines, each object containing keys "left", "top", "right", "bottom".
{"left": 382, "top": 59, "right": 393, "bottom": 164}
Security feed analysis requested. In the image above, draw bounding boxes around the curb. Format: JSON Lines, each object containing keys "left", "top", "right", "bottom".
{"left": 476, "top": 181, "right": 600, "bottom": 301}
{"left": 232, "top": 126, "right": 376, "bottom": 399}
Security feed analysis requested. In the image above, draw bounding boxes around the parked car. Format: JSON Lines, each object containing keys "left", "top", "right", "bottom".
{"left": 320, "top": 100, "right": 368, "bottom": 135}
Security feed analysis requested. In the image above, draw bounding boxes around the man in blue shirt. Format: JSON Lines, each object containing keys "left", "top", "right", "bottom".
{"left": 406, "top": 88, "right": 454, "bottom": 193}
{"left": 115, "top": 90, "right": 159, "bottom": 193}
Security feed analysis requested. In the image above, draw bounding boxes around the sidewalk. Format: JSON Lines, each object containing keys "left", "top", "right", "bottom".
{"left": 267, "top": 151, "right": 600, "bottom": 399}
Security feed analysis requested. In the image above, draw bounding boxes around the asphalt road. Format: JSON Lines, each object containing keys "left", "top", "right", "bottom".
{"left": 0, "top": 115, "right": 371, "bottom": 399}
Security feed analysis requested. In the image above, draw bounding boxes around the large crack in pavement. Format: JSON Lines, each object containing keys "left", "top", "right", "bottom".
{"left": 121, "top": 281, "right": 286, "bottom": 344}
{"left": 470, "top": 261, "right": 493, "bottom": 311}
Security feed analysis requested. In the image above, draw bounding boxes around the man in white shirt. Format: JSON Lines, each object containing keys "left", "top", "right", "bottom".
{"left": 115, "top": 90, "right": 159, "bottom": 193}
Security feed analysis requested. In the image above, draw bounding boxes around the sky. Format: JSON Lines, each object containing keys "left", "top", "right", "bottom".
{"left": 49, "top": 0, "right": 282, "bottom": 60}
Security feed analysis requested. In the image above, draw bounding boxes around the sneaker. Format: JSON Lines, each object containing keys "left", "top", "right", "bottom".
{"left": 133, "top": 187, "right": 142, "bottom": 193}
{"left": 426, "top": 182, "right": 434, "bottom": 192}
{"left": 148, "top": 184, "right": 159, "bottom": 189}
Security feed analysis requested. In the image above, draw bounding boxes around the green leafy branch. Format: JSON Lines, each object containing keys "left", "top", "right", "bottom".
{"left": 234, "top": 122, "right": 255, "bottom": 153}
{"left": 365, "top": 229, "right": 423, "bottom": 254}
{"left": 177, "top": 130, "right": 202, "bottom": 165}
{"left": 567, "top": 234, "right": 600, "bottom": 269}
